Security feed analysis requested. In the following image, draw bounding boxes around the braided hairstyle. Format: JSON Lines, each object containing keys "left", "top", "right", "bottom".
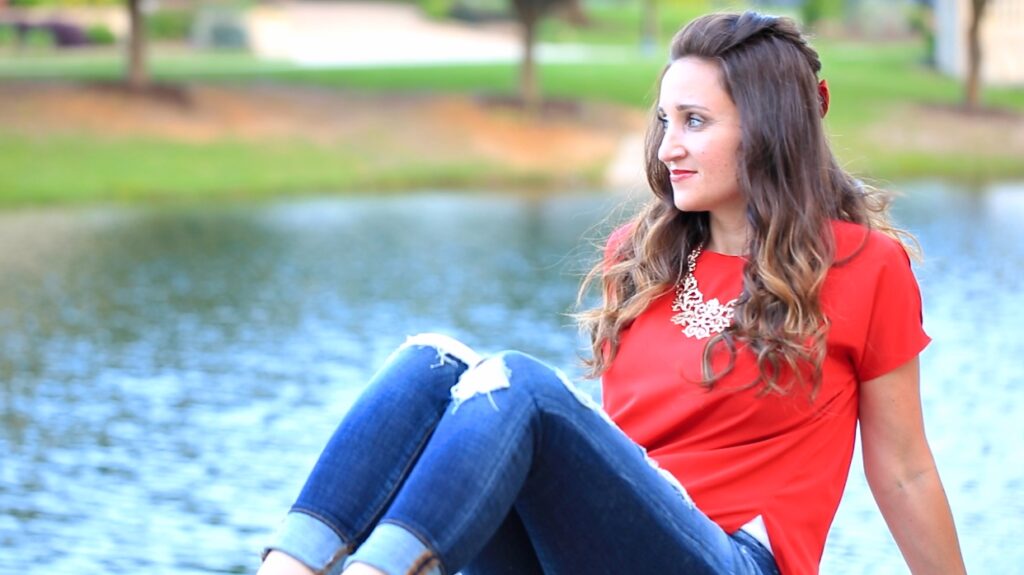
{"left": 577, "top": 12, "right": 899, "bottom": 396}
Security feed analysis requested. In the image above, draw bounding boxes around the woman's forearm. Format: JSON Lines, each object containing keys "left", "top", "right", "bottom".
{"left": 869, "top": 463, "right": 966, "bottom": 575}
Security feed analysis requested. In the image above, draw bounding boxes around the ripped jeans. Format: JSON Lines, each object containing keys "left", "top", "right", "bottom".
{"left": 264, "top": 335, "right": 779, "bottom": 575}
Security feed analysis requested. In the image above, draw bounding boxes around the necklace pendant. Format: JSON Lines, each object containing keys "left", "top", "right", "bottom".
{"left": 670, "top": 245, "right": 737, "bottom": 339}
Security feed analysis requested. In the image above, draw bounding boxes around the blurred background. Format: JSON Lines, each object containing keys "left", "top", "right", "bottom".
{"left": 0, "top": 0, "right": 1022, "bottom": 573}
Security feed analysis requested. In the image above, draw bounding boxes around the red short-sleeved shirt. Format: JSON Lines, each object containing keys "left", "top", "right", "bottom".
{"left": 601, "top": 220, "right": 930, "bottom": 575}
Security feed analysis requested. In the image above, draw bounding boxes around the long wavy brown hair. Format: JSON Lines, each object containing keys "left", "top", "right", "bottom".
{"left": 576, "top": 12, "right": 909, "bottom": 396}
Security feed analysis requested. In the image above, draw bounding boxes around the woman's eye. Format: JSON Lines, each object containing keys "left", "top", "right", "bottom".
{"left": 658, "top": 113, "right": 704, "bottom": 130}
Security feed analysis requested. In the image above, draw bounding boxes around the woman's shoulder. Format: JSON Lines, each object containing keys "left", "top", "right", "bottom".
{"left": 829, "top": 219, "right": 910, "bottom": 266}
{"left": 607, "top": 221, "right": 635, "bottom": 248}
{"left": 604, "top": 221, "right": 637, "bottom": 264}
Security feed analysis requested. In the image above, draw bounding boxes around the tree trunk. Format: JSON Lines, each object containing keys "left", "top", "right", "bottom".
{"left": 127, "top": 0, "right": 148, "bottom": 90}
{"left": 520, "top": 15, "right": 539, "bottom": 111}
{"left": 965, "top": 0, "right": 988, "bottom": 111}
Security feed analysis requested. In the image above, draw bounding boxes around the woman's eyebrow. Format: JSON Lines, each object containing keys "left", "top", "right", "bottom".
{"left": 656, "top": 103, "right": 712, "bottom": 114}
{"left": 672, "top": 103, "right": 711, "bottom": 112}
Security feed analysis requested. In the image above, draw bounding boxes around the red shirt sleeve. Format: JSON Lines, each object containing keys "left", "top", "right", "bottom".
{"left": 854, "top": 232, "right": 931, "bottom": 381}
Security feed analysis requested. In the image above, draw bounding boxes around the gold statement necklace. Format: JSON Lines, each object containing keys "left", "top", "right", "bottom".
{"left": 670, "top": 244, "right": 738, "bottom": 339}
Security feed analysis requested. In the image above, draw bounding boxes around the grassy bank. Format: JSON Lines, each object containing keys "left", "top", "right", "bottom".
{"left": 0, "top": 144, "right": 462, "bottom": 206}
{"left": 1, "top": 9, "right": 1023, "bottom": 204}
{"left": 0, "top": 133, "right": 556, "bottom": 204}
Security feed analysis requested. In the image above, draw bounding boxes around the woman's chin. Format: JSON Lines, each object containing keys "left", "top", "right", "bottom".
{"left": 672, "top": 197, "right": 704, "bottom": 214}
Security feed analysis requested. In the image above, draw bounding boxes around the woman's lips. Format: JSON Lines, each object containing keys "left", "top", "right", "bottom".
{"left": 669, "top": 169, "right": 696, "bottom": 182}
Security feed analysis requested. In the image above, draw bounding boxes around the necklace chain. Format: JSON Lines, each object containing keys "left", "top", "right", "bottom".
{"left": 670, "top": 245, "right": 738, "bottom": 339}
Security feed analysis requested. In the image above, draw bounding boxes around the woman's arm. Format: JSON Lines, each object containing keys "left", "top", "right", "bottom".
{"left": 858, "top": 356, "right": 966, "bottom": 574}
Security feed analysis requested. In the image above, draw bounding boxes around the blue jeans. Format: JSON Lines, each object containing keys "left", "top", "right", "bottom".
{"left": 265, "top": 334, "right": 779, "bottom": 575}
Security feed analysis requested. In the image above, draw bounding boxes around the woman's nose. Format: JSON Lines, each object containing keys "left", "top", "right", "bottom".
{"left": 657, "top": 130, "right": 685, "bottom": 165}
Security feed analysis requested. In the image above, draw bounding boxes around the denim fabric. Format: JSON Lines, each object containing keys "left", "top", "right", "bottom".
{"left": 265, "top": 334, "right": 780, "bottom": 575}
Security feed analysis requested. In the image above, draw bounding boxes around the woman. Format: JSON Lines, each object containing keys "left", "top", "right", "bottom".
{"left": 259, "top": 12, "right": 965, "bottom": 575}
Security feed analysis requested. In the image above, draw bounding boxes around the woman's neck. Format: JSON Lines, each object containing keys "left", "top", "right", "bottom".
{"left": 706, "top": 211, "right": 750, "bottom": 256}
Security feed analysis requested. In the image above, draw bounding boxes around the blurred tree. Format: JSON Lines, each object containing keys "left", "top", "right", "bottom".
{"left": 510, "top": 0, "right": 571, "bottom": 109}
{"left": 126, "top": 0, "right": 148, "bottom": 90}
{"left": 964, "top": 0, "right": 988, "bottom": 110}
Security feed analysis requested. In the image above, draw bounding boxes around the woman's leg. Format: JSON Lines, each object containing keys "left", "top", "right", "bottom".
{"left": 262, "top": 334, "right": 534, "bottom": 575}
{"left": 346, "top": 351, "right": 778, "bottom": 575}
{"left": 459, "top": 509, "right": 543, "bottom": 575}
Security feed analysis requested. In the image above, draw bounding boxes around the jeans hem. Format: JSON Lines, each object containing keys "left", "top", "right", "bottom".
{"left": 345, "top": 520, "right": 445, "bottom": 575}
{"left": 263, "top": 510, "right": 353, "bottom": 575}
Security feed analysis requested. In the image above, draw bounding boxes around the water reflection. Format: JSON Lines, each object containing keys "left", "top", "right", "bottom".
{"left": 0, "top": 185, "right": 1021, "bottom": 574}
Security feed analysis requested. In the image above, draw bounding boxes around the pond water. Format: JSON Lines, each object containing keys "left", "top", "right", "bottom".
{"left": 1, "top": 183, "right": 1021, "bottom": 574}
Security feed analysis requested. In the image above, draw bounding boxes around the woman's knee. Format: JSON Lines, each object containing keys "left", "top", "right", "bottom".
{"left": 450, "top": 350, "right": 581, "bottom": 411}
{"left": 395, "top": 333, "right": 483, "bottom": 368}
{"left": 369, "top": 333, "right": 482, "bottom": 399}
{"left": 495, "top": 351, "right": 562, "bottom": 386}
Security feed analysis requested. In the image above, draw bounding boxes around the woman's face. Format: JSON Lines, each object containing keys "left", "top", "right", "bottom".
{"left": 656, "top": 57, "right": 745, "bottom": 218}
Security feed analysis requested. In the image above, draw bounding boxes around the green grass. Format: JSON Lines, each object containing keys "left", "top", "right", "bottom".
{"left": 814, "top": 41, "right": 1024, "bottom": 181}
{"left": 0, "top": 50, "right": 663, "bottom": 106}
{"left": 10, "top": 38, "right": 1016, "bottom": 111}
{"left": 259, "top": 59, "right": 664, "bottom": 108}
{"left": 863, "top": 152, "right": 1024, "bottom": 183}
{"left": 4, "top": 13, "right": 1021, "bottom": 111}
{"left": 2, "top": 15, "right": 1024, "bottom": 204}
{"left": 0, "top": 49, "right": 294, "bottom": 79}
{"left": 0, "top": 132, "right": 562, "bottom": 204}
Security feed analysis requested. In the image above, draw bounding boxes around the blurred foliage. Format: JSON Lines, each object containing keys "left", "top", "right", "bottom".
{"left": 538, "top": 1, "right": 764, "bottom": 45}
{"left": 84, "top": 23, "right": 116, "bottom": 44}
{"left": 0, "top": 25, "right": 16, "bottom": 47}
{"left": 2, "top": 37, "right": 1021, "bottom": 113}
{"left": 907, "top": 2, "right": 935, "bottom": 65}
{"left": 23, "top": 27, "right": 56, "bottom": 49}
{"left": 192, "top": 6, "right": 247, "bottom": 49}
{"left": 8, "top": 0, "right": 121, "bottom": 6}
{"left": 147, "top": 10, "right": 195, "bottom": 41}
{"left": 800, "top": 0, "right": 844, "bottom": 29}
{"left": 0, "top": 20, "right": 102, "bottom": 49}
{"left": 421, "top": 0, "right": 509, "bottom": 19}
{"left": 421, "top": 0, "right": 456, "bottom": 19}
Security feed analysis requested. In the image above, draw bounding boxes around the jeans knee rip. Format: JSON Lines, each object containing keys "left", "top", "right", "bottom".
{"left": 449, "top": 357, "right": 511, "bottom": 412}
{"left": 398, "top": 333, "right": 483, "bottom": 370}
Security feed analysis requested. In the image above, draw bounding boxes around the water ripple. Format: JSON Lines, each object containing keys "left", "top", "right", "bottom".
{"left": 0, "top": 186, "right": 1021, "bottom": 574}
